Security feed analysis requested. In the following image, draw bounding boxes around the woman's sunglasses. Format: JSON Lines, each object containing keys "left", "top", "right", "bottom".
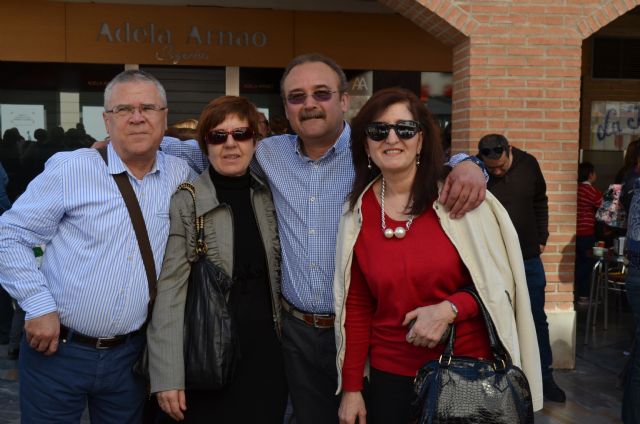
{"left": 205, "top": 127, "right": 255, "bottom": 145}
{"left": 365, "top": 120, "right": 422, "bottom": 142}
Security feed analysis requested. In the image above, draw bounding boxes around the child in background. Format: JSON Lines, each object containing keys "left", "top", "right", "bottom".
{"left": 576, "top": 162, "right": 603, "bottom": 304}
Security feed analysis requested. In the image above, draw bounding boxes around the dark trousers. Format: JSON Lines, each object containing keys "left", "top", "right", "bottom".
{"left": 523, "top": 256, "right": 553, "bottom": 380}
{"left": 367, "top": 367, "right": 414, "bottom": 424}
{"left": 575, "top": 235, "right": 597, "bottom": 298}
{"left": 281, "top": 310, "right": 340, "bottom": 424}
{"left": 623, "top": 268, "right": 640, "bottom": 423}
{"left": 19, "top": 331, "right": 146, "bottom": 423}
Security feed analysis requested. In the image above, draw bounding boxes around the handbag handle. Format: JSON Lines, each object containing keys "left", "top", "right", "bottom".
{"left": 177, "top": 182, "right": 208, "bottom": 255}
{"left": 440, "top": 288, "right": 510, "bottom": 368}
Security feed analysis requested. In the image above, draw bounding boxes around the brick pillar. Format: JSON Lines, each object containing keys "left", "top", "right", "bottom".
{"left": 380, "top": 0, "right": 640, "bottom": 367}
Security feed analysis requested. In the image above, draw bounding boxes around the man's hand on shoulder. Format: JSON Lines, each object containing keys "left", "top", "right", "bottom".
{"left": 440, "top": 160, "right": 486, "bottom": 219}
{"left": 25, "top": 311, "right": 60, "bottom": 356}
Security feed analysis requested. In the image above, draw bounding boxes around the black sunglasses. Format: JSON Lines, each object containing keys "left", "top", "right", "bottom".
{"left": 205, "top": 127, "right": 255, "bottom": 145}
{"left": 365, "top": 120, "right": 422, "bottom": 142}
{"left": 286, "top": 89, "right": 337, "bottom": 105}
{"left": 480, "top": 146, "right": 505, "bottom": 156}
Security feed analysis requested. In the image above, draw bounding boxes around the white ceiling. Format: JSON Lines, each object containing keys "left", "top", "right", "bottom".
{"left": 58, "top": 0, "right": 392, "bottom": 13}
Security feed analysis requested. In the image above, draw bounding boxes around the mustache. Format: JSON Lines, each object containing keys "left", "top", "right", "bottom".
{"left": 300, "top": 111, "right": 326, "bottom": 121}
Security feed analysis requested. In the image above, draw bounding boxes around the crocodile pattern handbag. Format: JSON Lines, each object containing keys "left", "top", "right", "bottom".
{"left": 412, "top": 289, "right": 534, "bottom": 424}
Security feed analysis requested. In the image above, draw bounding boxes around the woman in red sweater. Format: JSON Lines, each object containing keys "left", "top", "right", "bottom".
{"left": 337, "top": 88, "right": 496, "bottom": 423}
{"left": 575, "top": 162, "right": 603, "bottom": 303}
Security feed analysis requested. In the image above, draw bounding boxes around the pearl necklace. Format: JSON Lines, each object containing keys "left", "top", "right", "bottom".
{"left": 380, "top": 178, "right": 414, "bottom": 239}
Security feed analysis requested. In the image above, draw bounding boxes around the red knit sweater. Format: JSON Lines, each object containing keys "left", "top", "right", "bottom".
{"left": 577, "top": 182, "right": 603, "bottom": 236}
{"left": 342, "top": 188, "right": 493, "bottom": 391}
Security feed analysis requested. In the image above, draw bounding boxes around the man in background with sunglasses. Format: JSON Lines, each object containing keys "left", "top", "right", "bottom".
{"left": 477, "top": 133, "right": 566, "bottom": 404}
{"left": 249, "top": 53, "right": 488, "bottom": 424}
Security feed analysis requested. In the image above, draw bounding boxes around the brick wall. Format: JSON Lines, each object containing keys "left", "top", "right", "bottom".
{"left": 379, "top": 0, "right": 640, "bottom": 311}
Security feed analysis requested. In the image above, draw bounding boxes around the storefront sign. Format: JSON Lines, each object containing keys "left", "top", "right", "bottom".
{"left": 590, "top": 101, "right": 640, "bottom": 150}
{"left": 66, "top": 4, "right": 293, "bottom": 67}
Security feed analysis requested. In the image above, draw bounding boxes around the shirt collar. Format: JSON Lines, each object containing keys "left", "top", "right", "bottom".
{"left": 106, "top": 142, "right": 161, "bottom": 178}
{"left": 294, "top": 121, "right": 351, "bottom": 161}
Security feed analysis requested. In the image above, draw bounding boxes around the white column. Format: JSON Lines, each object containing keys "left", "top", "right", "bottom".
{"left": 225, "top": 66, "right": 240, "bottom": 96}
{"left": 59, "top": 92, "right": 80, "bottom": 131}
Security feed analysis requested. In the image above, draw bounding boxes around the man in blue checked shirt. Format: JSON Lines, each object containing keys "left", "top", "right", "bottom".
{"left": 258, "top": 54, "right": 487, "bottom": 424}
{"left": 0, "top": 70, "right": 195, "bottom": 423}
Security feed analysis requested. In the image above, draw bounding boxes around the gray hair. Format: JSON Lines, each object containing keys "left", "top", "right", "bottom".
{"left": 280, "top": 53, "right": 348, "bottom": 97}
{"left": 104, "top": 70, "right": 167, "bottom": 109}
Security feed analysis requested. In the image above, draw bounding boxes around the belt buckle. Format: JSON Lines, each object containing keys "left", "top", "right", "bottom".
{"left": 313, "top": 313, "right": 331, "bottom": 328}
{"left": 95, "top": 337, "right": 117, "bottom": 349}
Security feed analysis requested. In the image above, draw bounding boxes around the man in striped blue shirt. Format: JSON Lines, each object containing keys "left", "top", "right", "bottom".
{"left": 254, "top": 54, "right": 487, "bottom": 424}
{"left": 0, "top": 70, "right": 195, "bottom": 423}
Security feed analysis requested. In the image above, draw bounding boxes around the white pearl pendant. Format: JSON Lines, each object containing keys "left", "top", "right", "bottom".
{"left": 394, "top": 226, "right": 407, "bottom": 239}
{"left": 384, "top": 228, "right": 395, "bottom": 238}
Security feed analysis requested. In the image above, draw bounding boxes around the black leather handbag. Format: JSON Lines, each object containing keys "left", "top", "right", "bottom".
{"left": 412, "top": 289, "right": 534, "bottom": 424}
{"left": 180, "top": 183, "right": 240, "bottom": 390}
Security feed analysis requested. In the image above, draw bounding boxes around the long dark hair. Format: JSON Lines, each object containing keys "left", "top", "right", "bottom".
{"left": 348, "top": 87, "right": 445, "bottom": 215}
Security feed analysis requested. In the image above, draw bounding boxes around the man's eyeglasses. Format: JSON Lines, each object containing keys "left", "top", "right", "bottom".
{"left": 205, "top": 127, "right": 255, "bottom": 145}
{"left": 365, "top": 120, "right": 422, "bottom": 142}
{"left": 479, "top": 146, "right": 505, "bottom": 157}
{"left": 286, "top": 90, "right": 338, "bottom": 105}
{"left": 105, "top": 104, "right": 167, "bottom": 118}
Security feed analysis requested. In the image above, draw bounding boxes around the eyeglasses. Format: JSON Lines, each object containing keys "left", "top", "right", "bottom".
{"left": 286, "top": 89, "right": 338, "bottom": 105}
{"left": 479, "top": 146, "right": 505, "bottom": 157}
{"left": 105, "top": 104, "right": 167, "bottom": 118}
{"left": 205, "top": 127, "right": 255, "bottom": 145}
{"left": 365, "top": 120, "right": 422, "bottom": 142}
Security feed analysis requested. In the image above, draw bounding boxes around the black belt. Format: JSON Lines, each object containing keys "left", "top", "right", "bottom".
{"left": 60, "top": 325, "right": 141, "bottom": 349}
{"left": 281, "top": 297, "right": 335, "bottom": 329}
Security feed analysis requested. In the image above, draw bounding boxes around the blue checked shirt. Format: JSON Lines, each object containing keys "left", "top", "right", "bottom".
{"left": 0, "top": 144, "right": 195, "bottom": 337}
{"left": 254, "top": 124, "right": 354, "bottom": 313}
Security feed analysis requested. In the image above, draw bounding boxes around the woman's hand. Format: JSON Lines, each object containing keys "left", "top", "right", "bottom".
{"left": 339, "top": 391, "right": 367, "bottom": 424}
{"left": 157, "top": 389, "right": 187, "bottom": 421}
{"left": 403, "top": 301, "right": 456, "bottom": 348}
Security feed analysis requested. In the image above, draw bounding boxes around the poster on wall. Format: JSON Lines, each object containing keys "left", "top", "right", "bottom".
{"left": 590, "top": 101, "right": 640, "bottom": 151}
{"left": 0, "top": 104, "right": 45, "bottom": 141}
{"left": 346, "top": 71, "right": 373, "bottom": 123}
{"left": 82, "top": 106, "right": 108, "bottom": 141}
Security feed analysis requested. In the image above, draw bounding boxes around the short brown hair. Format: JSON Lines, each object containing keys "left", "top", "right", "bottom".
{"left": 196, "top": 96, "right": 261, "bottom": 154}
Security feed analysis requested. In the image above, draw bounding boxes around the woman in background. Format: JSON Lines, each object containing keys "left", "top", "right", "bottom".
{"left": 575, "top": 162, "right": 603, "bottom": 305}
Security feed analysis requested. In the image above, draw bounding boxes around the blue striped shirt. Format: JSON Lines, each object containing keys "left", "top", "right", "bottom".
{"left": 0, "top": 144, "right": 195, "bottom": 337}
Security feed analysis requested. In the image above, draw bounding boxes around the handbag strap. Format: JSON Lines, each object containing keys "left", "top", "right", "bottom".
{"left": 441, "top": 288, "right": 510, "bottom": 367}
{"left": 97, "top": 147, "right": 157, "bottom": 318}
{"left": 176, "top": 182, "right": 208, "bottom": 255}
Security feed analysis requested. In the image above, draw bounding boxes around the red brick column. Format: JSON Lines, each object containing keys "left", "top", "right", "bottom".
{"left": 380, "top": 0, "right": 640, "bottom": 313}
